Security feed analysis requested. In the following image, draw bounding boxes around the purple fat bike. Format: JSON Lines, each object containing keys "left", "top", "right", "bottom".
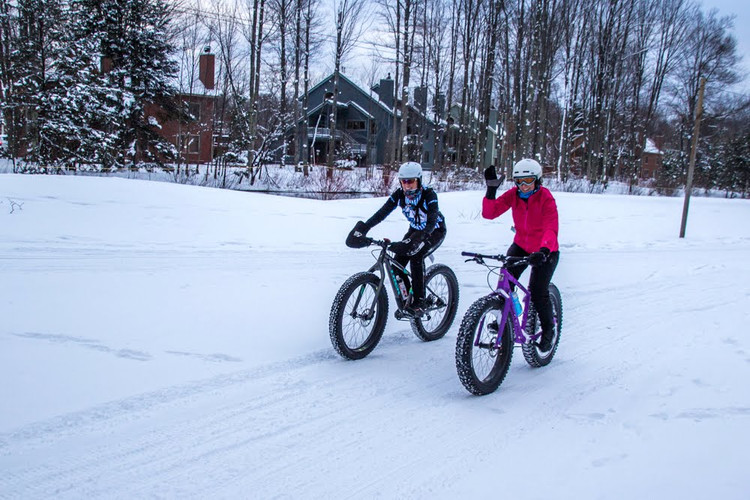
{"left": 455, "top": 251, "right": 563, "bottom": 395}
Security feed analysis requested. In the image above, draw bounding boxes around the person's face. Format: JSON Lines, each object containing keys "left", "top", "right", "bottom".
{"left": 400, "top": 178, "right": 418, "bottom": 190}
{"left": 514, "top": 176, "right": 536, "bottom": 193}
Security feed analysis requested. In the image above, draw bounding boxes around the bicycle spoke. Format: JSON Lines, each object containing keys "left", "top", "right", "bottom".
{"left": 471, "top": 309, "right": 502, "bottom": 381}
{"left": 341, "top": 284, "right": 377, "bottom": 349}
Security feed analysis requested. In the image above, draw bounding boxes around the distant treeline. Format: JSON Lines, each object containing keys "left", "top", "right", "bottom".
{"left": 0, "top": 0, "right": 748, "bottom": 195}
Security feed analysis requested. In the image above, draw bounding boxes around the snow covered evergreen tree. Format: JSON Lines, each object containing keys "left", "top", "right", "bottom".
{"left": 36, "top": 0, "right": 115, "bottom": 168}
{"left": 74, "top": 0, "right": 179, "bottom": 169}
{"left": 6, "top": 0, "right": 65, "bottom": 165}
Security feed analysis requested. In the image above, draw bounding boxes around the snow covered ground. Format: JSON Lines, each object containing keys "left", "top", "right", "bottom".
{"left": 1, "top": 173, "right": 749, "bottom": 498}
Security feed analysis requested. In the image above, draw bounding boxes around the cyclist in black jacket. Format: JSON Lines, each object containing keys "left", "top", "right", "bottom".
{"left": 348, "top": 161, "right": 447, "bottom": 315}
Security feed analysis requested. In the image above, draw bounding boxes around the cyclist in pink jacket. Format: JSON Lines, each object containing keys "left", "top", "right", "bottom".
{"left": 482, "top": 158, "right": 560, "bottom": 351}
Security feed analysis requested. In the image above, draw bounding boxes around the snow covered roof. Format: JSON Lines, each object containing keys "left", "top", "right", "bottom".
{"left": 644, "top": 138, "right": 662, "bottom": 154}
{"left": 169, "top": 47, "right": 218, "bottom": 97}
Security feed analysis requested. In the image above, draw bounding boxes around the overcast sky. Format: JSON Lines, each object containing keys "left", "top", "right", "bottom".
{"left": 701, "top": 0, "right": 750, "bottom": 93}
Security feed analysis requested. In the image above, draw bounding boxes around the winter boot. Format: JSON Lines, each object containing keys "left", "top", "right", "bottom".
{"left": 537, "top": 327, "right": 554, "bottom": 352}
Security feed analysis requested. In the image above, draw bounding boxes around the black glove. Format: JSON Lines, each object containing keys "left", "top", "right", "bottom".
{"left": 390, "top": 232, "right": 426, "bottom": 257}
{"left": 528, "top": 247, "right": 551, "bottom": 266}
{"left": 405, "top": 231, "right": 427, "bottom": 256}
{"left": 389, "top": 240, "right": 409, "bottom": 255}
{"left": 345, "top": 220, "right": 371, "bottom": 248}
{"left": 484, "top": 166, "right": 504, "bottom": 200}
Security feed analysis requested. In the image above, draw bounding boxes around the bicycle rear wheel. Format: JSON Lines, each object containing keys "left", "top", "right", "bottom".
{"left": 521, "top": 283, "right": 563, "bottom": 367}
{"left": 410, "top": 264, "right": 459, "bottom": 341}
{"left": 455, "top": 295, "right": 514, "bottom": 395}
{"left": 329, "top": 272, "right": 389, "bottom": 360}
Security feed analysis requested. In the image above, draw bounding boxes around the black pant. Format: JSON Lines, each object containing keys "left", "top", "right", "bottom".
{"left": 396, "top": 226, "right": 446, "bottom": 300}
{"left": 506, "top": 242, "right": 559, "bottom": 335}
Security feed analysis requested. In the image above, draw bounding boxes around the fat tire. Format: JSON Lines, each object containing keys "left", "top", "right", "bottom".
{"left": 329, "top": 272, "right": 389, "bottom": 360}
{"left": 521, "top": 283, "right": 563, "bottom": 367}
{"left": 410, "top": 264, "right": 460, "bottom": 342}
{"left": 455, "top": 295, "right": 514, "bottom": 395}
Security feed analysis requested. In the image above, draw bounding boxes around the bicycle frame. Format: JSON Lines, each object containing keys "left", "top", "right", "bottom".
{"left": 356, "top": 238, "right": 437, "bottom": 317}
{"left": 345, "top": 239, "right": 410, "bottom": 319}
{"left": 484, "top": 267, "right": 540, "bottom": 347}
{"left": 462, "top": 252, "right": 541, "bottom": 348}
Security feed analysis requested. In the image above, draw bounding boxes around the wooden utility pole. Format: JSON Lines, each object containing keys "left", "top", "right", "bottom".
{"left": 680, "top": 77, "right": 706, "bottom": 238}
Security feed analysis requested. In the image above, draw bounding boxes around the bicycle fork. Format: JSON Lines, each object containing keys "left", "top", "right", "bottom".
{"left": 475, "top": 287, "right": 536, "bottom": 349}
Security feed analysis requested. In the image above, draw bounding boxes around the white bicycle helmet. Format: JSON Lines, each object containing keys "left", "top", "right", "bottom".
{"left": 398, "top": 161, "right": 423, "bottom": 179}
{"left": 512, "top": 158, "right": 542, "bottom": 180}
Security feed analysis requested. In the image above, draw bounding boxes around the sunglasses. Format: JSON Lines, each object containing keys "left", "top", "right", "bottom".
{"left": 514, "top": 176, "right": 536, "bottom": 186}
{"left": 400, "top": 178, "right": 418, "bottom": 185}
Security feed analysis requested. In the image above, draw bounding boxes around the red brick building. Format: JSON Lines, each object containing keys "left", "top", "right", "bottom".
{"left": 640, "top": 138, "right": 664, "bottom": 179}
{"left": 145, "top": 49, "right": 218, "bottom": 164}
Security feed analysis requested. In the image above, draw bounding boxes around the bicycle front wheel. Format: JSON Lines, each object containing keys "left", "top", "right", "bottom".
{"left": 411, "top": 264, "right": 460, "bottom": 342}
{"left": 455, "top": 295, "right": 514, "bottom": 395}
{"left": 329, "top": 272, "right": 389, "bottom": 360}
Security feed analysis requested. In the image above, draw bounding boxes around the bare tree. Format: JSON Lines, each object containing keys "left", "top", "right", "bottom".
{"left": 671, "top": 6, "right": 741, "bottom": 152}
{"left": 423, "top": 0, "right": 450, "bottom": 170}
{"left": 299, "top": 0, "right": 323, "bottom": 174}
{"left": 554, "top": 0, "right": 589, "bottom": 181}
{"left": 397, "top": 0, "right": 422, "bottom": 164}
{"left": 326, "top": 0, "right": 366, "bottom": 176}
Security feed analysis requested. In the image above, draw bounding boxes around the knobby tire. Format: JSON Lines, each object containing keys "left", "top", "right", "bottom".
{"left": 455, "top": 295, "right": 514, "bottom": 395}
{"left": 329, "top": 272, "right": 388, "bottom": 360}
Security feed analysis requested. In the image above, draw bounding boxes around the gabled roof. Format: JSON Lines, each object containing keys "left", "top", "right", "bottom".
{"left": 306, "top": 72, "right": 395, "bottom": 116}
{"left": 644, "top": 138, "right": 663, "bottom": 154}
{"left": 348, "top": 101, "right": 375, "bottom": 120}
{"left": 300, "top": 99, "right": 375, "bottom": 124}
{"left": 304, "top": 72, "right": 437, "bottom": 126}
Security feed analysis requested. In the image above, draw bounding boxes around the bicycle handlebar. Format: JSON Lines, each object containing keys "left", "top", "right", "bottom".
{"left": 461, "top": 251, "right": 529, "bottom": 266}
{"left": 365, "top": 237, "right": 392, "bottom": 248}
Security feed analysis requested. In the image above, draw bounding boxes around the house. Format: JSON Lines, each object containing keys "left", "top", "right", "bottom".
{"left": 445, "top": 104, "right": 499, "bottom": 169}
{"left": 640, "top": 138, "right": 664, "bottom": 179}
{"left": 290, "top": 73, "right": 439, "bottom": 168}
{"left": 145, "top": 47, "right": 219, "bottom": 165}
{"left": 566, "top": 135, "right": 664, "bottom": 179}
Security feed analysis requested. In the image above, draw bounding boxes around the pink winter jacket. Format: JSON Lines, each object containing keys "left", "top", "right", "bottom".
{"left": 482, "top": 186, "right": 559, "bottom": 253}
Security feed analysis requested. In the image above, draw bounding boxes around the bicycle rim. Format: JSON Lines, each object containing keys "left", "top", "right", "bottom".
{"left": 330, "top": 272, "right": 388, "bottom": 360}
{"left": 411, "top": 264, "right": 459, "bottom": 341}
{"left": 473, "top": 312, "right": 507, "bottom": 380}
{"left": 342, "top": 284, "right": 379, "bottom": 348}
{"left": 456, "top": 296, "right": 514, "bottom": 395}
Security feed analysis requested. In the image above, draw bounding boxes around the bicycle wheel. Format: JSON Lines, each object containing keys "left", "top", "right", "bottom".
{"left": 329, "top": 272, "right": 389, "bottom": 360}
{"left": 521, "top": 283, "right": 563, "bottom": 367}
{"left": 411, "top": 264, "right": 460, "bottom": 342}
{"left": 455, "top": 295, "right": 514, "bottom": 395}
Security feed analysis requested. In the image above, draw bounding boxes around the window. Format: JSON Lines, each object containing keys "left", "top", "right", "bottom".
{"left": 187, "top": 135, "right": 200, "bottom": 154}
{"left": 177, "top": 134, "right": 200, "bottom": 154}
{"left": 187, "top": 101, "right": 201, "bottom": 120}
{"left": 347, "top": 120, "right": 366, "bottom": 130}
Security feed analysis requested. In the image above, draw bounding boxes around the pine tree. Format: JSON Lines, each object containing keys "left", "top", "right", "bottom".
{"left": 75, "top": 0, "right": 179, "bottom": 168}
{"left": 37, "top": 0, "right": 115, "bottom": 168}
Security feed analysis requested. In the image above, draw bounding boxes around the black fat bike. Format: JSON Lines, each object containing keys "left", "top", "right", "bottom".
{"left": 329, "top": 237, "right": 459, "bottom": 360}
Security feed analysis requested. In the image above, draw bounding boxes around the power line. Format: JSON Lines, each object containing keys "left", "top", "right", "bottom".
{"left": 174, "top": 4, "right": 398, "bottom": 55}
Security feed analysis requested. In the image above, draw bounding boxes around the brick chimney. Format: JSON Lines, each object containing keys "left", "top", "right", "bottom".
{"left": 100, "top": 56, "right": 113, "bottom": 74}
{"left": 199, "top": 46, "right": 215, "bottom": 90}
